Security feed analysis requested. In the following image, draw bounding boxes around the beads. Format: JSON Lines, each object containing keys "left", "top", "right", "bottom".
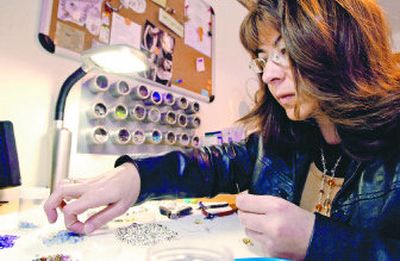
{"left": 42, "top": 231, "right": 84, "bottom": 246}
{"left": 0, "top": 235, "right": 18, "bottom": 249}
{"left": 115, "top": 223, "right": 178, "bottom": 246}
{"left": 32, "top": 254, "right": 73, "bottom": 261}
{"left": 242, "top": 237, "right": 254, "bottom": 246}
{"left": 19, "top": 222, "right": 38, "bottom": 229}
{"left": 314, "top": 148, "right": 343, "bottom": 216}
{"left": 324, "top": 202, "right": 332, "bottom": 215}
{"left": 327, "top": 179, "right": 336, "bottom": 187}
{"left": 315, "top": 203, "right": 323, "bottom": 212}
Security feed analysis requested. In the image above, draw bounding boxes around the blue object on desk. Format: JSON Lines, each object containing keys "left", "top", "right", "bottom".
{"left": 233, "top": 257, "right": 290, "bottom": 261}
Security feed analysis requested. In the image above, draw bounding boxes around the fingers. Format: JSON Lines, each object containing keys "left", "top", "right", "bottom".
{"left": 67, "top": 221, "right": 85, "bottom": 234}
{"left": 61, "top": 189, "right": 116, "bottom": 217}
{"left": 64, "top": 213, "right": 85, "bottom": 234}
{"left": 238, "top": 210, "right": 271, "bottom": 233}
{"left": 236, "top": 193, "right": 283, "bottom": 214}
{"left": 43, "top": 183, "right": 86, "bottom": 223}
{"left": 245, "top": 229, "right": 275, "bottom": 258}
{"left": 43, "top": 202, "right": 59, "bottom": 224}
{"left": 238, "top": 208, "right": 277, "bottom": 235}
{"left": 44, "top": 166, "right": 138, "bottom": 233}
{"left": 83, "top": 203, "right": 127, "bottom": 234}
{"left": 61, "top": 191, "right": 125, "bottom": 234}
{"left": 245, "top": 228, "right": 265, "bottom": 244}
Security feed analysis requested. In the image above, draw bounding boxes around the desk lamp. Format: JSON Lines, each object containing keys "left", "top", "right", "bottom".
{"left": 51, "top": 45, "right": 148, "bottom": 191}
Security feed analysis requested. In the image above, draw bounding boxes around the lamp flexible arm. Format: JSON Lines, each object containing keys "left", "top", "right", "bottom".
{"left": 55, "top": 67, "right": 88, "bottom": 121}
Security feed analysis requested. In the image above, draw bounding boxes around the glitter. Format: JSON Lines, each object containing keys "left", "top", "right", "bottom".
{"left": 0, "top": 235, "right": 18, "bottom": 249}
{"left": 115, "top": 223, "right": 178, "bottom": 246}
{"left": 32, "top": 254, "right": 75, "bottom": 261}
{"left": 115, "top": 105, "right": 127, "bottom": 119}
{"left": 42, "top": 231, "right": 84, "bottom": 246}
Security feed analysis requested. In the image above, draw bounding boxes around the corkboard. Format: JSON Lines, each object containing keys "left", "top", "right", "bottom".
{"left": 39, "top": 0, "right": 214, "bottom": 101}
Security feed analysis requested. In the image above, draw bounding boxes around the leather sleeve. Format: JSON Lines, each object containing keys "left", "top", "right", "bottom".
{"left": 305, "top": 213, "right": 400, "bottom": 260}
{"left": 114, "top": 133, "right": 260, "bottom": 203}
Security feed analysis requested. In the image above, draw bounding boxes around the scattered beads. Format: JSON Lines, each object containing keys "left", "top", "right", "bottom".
{"left": 42, "top": 231, "right": 84, "bottom": 246}
{"left": 0, "top": 235, "right": 18, "bottom": 249}
{"left": 242, "top": 237, "right": 253, "bottom": 246}
{"left": 32, "top": 254, "right": 74, "bottom": 261}
{"left": 183, "top": 198, "right": 198, "bottom": 204}
{"left": 115, "top": 223, "right": 178, "bottom": 246}
{"left": 19, "top": 222, "right": 39, "bottom": 229}
{"left": 315, "top": 203, "right": 323, "bottom": 212}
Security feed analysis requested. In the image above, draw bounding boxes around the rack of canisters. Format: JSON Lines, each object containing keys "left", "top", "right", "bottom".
{"left": 77, "top": 72, "right": 201, "bottom": 156}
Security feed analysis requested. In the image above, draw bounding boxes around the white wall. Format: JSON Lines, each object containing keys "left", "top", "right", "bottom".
{"left": 393, "top": 32, "right": 400, "bottom": 52}
{"left": 0, "top": 0, "right": 256, "bottom": 188}
{"left": 376, "top": 0, "right": 400, "bottom": 51}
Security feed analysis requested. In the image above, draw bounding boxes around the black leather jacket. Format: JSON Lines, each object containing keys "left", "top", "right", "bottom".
{"left": 115, "top": 133, "right": 400, "bottom": 260}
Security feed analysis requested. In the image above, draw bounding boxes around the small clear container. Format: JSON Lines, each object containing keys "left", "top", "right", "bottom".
{"left": 146, "top": 243, "right": 232, "bottom": 261}
{"left": 18, "top": 187, "right": 50, "bottom": 229}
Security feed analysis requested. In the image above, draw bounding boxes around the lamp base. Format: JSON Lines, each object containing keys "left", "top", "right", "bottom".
{"left": 51, "top": 125, "right": 72, "bottom": 192}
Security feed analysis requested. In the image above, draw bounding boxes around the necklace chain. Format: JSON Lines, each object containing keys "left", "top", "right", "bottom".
{"left": 320, "top": 147, "right": 342, "bottom": 177}
{"left": 315, "top": 148, "right": 342, "bottom": 215}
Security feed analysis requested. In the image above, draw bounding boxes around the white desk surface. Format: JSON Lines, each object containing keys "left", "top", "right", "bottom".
{"left": 0, "top": 200, "right": 263, "bottom": 260}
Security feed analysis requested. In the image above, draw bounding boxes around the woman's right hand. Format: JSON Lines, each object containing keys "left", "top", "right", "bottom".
{"left": 43, "top": 163, "right": 141, "bottom": 234}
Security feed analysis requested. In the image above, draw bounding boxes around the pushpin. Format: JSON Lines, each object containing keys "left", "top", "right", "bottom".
{"left": 104, "top": 0, "right": 121, "bottom": 13}
{"left": 175, "top": 79, "right": 183, "bottom": 84}
{"left": 184, "top": 4, "right": 189, "bottom": 16}
{"left": 197, "top": 26, "right": 204, "bottom": 42}
{"left": 209, "top": 7, "right": 215, "bottom": 15}
{"left": 104, "top": 2, "right": 113, "bottom": 14}
{"left": 183, "top": 4, "right": 190, "bottom": 22}
{"left": 165, "top": 6, "right": 176, "bottom": 14}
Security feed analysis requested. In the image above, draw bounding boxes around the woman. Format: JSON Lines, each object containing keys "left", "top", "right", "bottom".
{"left": 44, "top": 0, "right": 400, "bottom": 260}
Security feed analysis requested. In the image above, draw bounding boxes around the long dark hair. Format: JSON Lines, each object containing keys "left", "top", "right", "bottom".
{"left": 239, "top": 0, "right": 400, "bottom": 160}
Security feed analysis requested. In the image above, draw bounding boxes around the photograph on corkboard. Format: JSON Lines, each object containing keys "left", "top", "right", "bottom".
{"left": 141, "top": 21, "right": 175, "bottom": 86}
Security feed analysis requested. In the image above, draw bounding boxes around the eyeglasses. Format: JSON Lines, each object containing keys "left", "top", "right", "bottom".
{"left": 249, "top": 48, "right": 289, "bottom": 74}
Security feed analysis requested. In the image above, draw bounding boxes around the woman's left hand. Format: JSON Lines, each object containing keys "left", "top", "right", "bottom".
{"left": 236, "top": 193, "right": 315, "bottom": 260}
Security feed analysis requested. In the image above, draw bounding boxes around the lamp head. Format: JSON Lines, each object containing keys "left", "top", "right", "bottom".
{"left": 81, "top": 44, "right": 148, "bottom": 74}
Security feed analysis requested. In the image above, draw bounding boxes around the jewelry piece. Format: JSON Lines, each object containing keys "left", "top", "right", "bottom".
{"left": 242, "top": 238, "right": 254, "bottom": 246}
{"left": 315, "top": 148, "right": 342, "bottom": 215}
